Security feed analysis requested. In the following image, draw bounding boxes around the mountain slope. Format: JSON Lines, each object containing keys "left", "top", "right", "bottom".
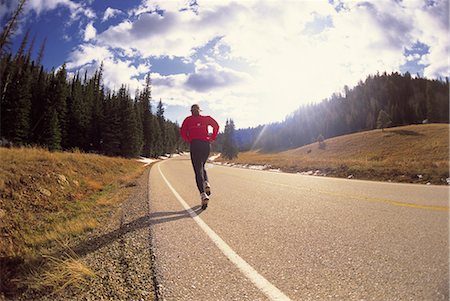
{"left": 217, "top": 124, "right": 449, "bottom": 184}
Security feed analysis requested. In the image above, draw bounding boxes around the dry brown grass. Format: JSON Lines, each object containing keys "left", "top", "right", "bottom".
{"left": 0, "top": 147, "right": 146, "bottom": 296}
{"left": 217, "top": 124, "right": 449, "bottom": 184}
{"left": 38, "top": 256, "right": 96, "bottom": 292}
{"left": 28, "top": 242, "right": 96, "bottom": 294}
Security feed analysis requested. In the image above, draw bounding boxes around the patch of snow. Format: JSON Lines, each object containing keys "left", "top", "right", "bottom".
{"left": 296, "top": 170, "right": 327, "bottom": 177}
{"left": 298, "top": 170, "right": 314, "bottom": 175}
{"left": 208, "top": 153, "right": 221, "bottom": 161}
{"left": 248, "top": 165, "right": 266, "bottom": 170}
{"left": 137, "top": 157, "right": 158, "bottom": 166}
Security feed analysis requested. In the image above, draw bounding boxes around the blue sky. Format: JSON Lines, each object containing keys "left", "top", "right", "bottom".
{"left": 2, "top": 0, "right": 449, "bottom": 129}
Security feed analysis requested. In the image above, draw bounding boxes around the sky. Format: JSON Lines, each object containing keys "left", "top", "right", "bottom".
{"left": 2, "top": 0, "right": 449, "bottom": 129}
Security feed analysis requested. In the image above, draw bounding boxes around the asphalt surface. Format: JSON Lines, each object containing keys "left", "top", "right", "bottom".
{"left": 149, "top": 155, "right": 449, "bottom": 301}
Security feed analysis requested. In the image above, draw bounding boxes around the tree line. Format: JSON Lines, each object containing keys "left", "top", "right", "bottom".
{"left": 215, "top": 118, "right": 238, "bottom": 159}
{"left": 233, "top": 72, "right": 449, "bottom": 152}
{"left": 0, "top": 31, "right": 184, "bottom": 157}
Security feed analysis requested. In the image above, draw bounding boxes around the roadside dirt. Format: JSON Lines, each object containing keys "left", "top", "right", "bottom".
{"left": 13, "top": 167, "right": 158, "bottom": 301}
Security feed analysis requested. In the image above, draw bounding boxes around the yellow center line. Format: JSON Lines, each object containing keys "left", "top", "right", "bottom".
{"left": 266, "top": 180, "right": 449, "bottom": 211}
{"left": 215, "top": 167, "right": 449, "bottom": 212}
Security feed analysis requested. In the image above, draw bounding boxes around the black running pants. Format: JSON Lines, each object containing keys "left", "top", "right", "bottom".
{"left": 190, "top": 139, "right": 210, "bottom": 194}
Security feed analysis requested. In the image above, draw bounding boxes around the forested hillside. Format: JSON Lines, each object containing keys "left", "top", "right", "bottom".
{"left": 0, "top": 32, "right": 184, "bottom": 157}
{"left": 232, "top": 72, "right": 449, "bottom": 152}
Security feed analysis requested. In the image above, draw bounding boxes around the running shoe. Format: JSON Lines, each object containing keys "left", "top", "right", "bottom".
{"left": 200, "top": 192, "right": 209, "bottom": 209}
{"left": 203, "top": 181, "right": 211, "bottom": 196}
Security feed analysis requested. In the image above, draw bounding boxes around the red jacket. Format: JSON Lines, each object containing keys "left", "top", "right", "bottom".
{"left": 180, "top": 115, "right": 220, "bottom": 143}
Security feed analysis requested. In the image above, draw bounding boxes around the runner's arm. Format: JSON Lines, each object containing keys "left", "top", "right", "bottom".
{"left": 208, "top": 116, "right": 220, "bottom": 141}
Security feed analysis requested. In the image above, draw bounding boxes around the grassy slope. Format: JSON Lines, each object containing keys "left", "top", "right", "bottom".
{"left": 0, "top": 147, "right": 146, "bottom": 295}
{"left": 218, "top": 124, "right": 449, "bottom": 184}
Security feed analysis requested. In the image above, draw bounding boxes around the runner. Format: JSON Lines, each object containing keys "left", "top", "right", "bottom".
{"left": 180, "top": 104, "right": 220, "bottom": 209}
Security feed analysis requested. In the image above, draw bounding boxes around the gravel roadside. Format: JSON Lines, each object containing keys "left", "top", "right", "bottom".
{"left": 17, "top": 166, "right": 159, "bottom": 301}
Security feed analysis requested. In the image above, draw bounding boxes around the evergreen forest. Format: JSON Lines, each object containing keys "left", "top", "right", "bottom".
{"left": 0, "top": 31, "right": 184, "bottom": 158}
{"left": 232, "top": 72, "right": 449, "bottom": 152}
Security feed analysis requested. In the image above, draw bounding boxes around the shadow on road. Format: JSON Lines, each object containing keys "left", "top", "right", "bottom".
{"left": 68, "top": 205, "right": 203, "bottom": 258}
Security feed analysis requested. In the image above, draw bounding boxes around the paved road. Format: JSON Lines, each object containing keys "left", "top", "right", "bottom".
{"left": 148, "top": 155, "right": 449, "bottom": 300}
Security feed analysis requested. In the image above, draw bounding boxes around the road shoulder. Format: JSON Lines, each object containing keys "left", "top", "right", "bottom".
{"left": 17, "top": 167, "right": 157, "bottom": 301}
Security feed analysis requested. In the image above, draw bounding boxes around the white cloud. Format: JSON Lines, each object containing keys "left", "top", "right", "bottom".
{"left": 185, "top": 60, "right": 251, "bottom": 92}
{"left": 97, "top": 11, "right": 200, "bottom": 58}
{"left": 102, "top": 7, "right": 122, "bottom": 22}
{"left": 96, "top": 2, "right": 253, "bottom": 58}
{"left": 66, "top": 44, "right": 112, "bottom": 69}
{"left": 26, "top": 0, "right": 95, "bottom": 20}
{"left": 64, "top": 0, "right": 449, "bottom": 128}
{"left": 406, "top": 53, "right": 421, "bottom": 61}
{"left": 412, "top": 1, "right": 449, "bottom": 78}
{"left": 66, "top": 44, "right": 152, "bottom": 94}
{"left": 101, "top": 59, "right": 150, "bottom": 91}
{"left": 130, "top": 0, "right": 199, "bottom": 17}
{"left": 83, "top": 22, "right": 96, "bottom": 41}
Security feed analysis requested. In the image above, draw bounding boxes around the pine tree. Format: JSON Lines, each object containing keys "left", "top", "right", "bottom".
{"left": 376, "top": 109, "right": 392, "bottom": 132}
{"left": 118, "top": 86, "right": 140, "bottom": 157}
{"left": 222, "top": 119, "right": 238, "bottom": 159}
{"left": 0, "top": 0, "right": 27, "bottom": 56}
{"left": 425, "top": 80, "right": 447, "bottom": 123}
{"left": 1, "top": 38, "right": 32, "bottom": 144}
{"left": 88, "top": 66, "right": 105, "bottom": 151}
{"left": 12, "top": 59, "right": 31, "bottom": 144}
{"left": 102, "top": 92, "right": 121, "bottom": 156}
{"left": 42, "top": 109, "right": 62, "bottom": 151}
{"left": 36, "top": 38, "right": 46, "bottom": 68}
{"left": 30, "top": 65, "right": 48, "bottom": 143}
{"left": 34, "top": 65, "right": 68, "bottom": 148}
{"left": 151, "top": 116, "right": 163, "bottom": 157}
{"left": 140, "top": 74, "right": 153, "bottom": 157}
{"left": 0, "top": 53, "right": 13, "bottom": 139}
{"left": 156, "top": 99, "right": 166, "bottom": 153}
{"left": 53, "top": 64, "right": 69, "bottom": 147}
{"left": 67, "top": 72, "right": 89, "bottom": 149}
{"left": 165, "top": 121, "right": 178, "bottom": 154}
{"left": 134, "top": 98, "right": 144, "bottom": 155}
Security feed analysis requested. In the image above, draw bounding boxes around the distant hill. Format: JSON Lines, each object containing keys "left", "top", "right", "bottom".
{"left": 217, "top": 124, "right": 449, "bottom": 185}
{"left": 217, "top": 72, "right": 449, "bottom": 153}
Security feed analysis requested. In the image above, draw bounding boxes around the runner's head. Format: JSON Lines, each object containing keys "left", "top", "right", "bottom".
{"left": 191, "top": 104, "right": 201, "bottom": 116}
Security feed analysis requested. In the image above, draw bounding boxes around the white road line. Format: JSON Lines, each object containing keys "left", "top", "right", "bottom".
{"left": 157, "top": 163, "right": 291, "bottom": 301}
